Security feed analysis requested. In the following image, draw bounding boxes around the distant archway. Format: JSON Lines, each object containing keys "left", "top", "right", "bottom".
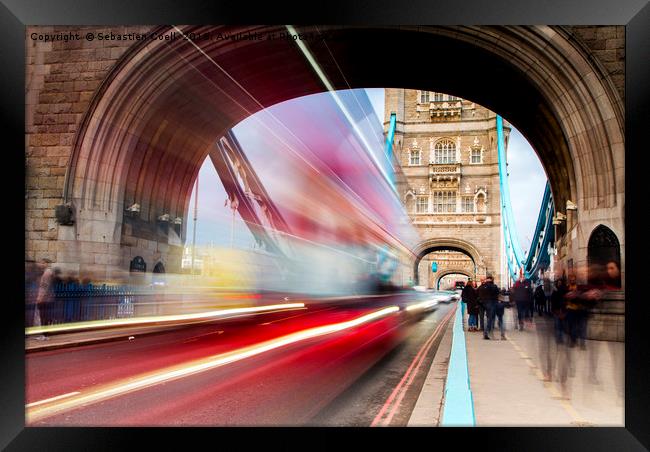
{"left": 436, "top": 270, "right": 472, "bottom": 290}
{"left": 153, "top": 262, "right": 165, "bottom": 273}
{"left": 413, "top": 238, "right": 481, "bottom": 286}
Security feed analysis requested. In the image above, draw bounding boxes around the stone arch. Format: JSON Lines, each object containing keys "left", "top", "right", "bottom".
{"left": 47, "top": 25, "right": 623, "bottom": 278}
{"left": 413, "top": 237, "right": 483, "bottom": 286}
{"left": 435, "top": 270, "right": 473, "bottom": 290}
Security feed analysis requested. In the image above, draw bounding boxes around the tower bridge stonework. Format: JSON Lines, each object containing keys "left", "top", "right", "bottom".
{"left": 387, "top": 90, "right": 507, "bottom": 287}
{"left": 25, "top": 26, "right": 625, "bottom": 289}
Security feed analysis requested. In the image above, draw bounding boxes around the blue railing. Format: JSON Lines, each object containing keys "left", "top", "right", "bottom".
{"left": 25, "top": 282, "right": 155, "bottom": 327}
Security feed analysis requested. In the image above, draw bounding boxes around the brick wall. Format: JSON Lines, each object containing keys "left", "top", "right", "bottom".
{"left": 566, "top": 26, "right": 625, "bottom": 102}
{"left": 25, "top": 25, "right": 153, "bottom": 263}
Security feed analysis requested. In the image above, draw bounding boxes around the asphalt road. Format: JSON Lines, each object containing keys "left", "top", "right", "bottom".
{"left": 26, "top": 297, "right": 455, "bottom": 426}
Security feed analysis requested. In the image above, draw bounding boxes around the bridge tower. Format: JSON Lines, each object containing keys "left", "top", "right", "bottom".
{"left": 385, "top": 89, "right": 508, "bottom": 288}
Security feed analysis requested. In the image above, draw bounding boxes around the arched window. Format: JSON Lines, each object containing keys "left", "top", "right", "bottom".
{"left": 475, "top": 193, "right": 486, "bottom": 213}
{"left": 153, "top": 262, "right": 165, "bottom": 273}
{"left": 129, "top": 256, "right": 146, "bottom": 273}
{"left": 587, "top": 225, "right": 621, "bottom": 287}
{"left": 434, "top": 139, "right": 456, "bottom": 164}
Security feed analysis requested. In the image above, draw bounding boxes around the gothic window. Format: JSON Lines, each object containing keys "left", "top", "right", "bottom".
{"left": 462, "top": 196, "right": 474, "bottom": 212}
{"left": 434, "top": 139, "right": 457, "bottom": 164}
{"left": 129, "top": 256, "right": 146, "bottom": 273}
{"left": 419, "top": 91, "right": 430, "bottom": 103}
{"left": 471, "top": 148, "right": 482, "bottom": 163}
{"left": 409, "top": 149, "right": 421, "bottom": 165}
{"left": 432, "top": 191, "right": 457, "bottom": 213}
{"left": 416, "top": 196, "right": 429, "bottom": 213}
{"left": 587, "top": 225, "right": 621, "bottom": 287}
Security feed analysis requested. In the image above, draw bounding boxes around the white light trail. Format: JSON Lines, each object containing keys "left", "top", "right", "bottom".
{"left": 26, "top": 303, "right": 305, "bottom": 336}
{"left": 26, "top": 305, "right": 399, "bottom": 423}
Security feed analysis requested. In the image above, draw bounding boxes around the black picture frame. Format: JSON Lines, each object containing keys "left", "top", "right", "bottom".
{"left": 2, "top": 0, "right": 648, "bottom": 450}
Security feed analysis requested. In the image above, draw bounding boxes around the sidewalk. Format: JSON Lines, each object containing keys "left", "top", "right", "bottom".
{"left": 465, "top": 308, "right": 624, "bottom": 426}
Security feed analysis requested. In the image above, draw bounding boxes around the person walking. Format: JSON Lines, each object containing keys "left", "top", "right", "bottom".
{"left": 35, "top": 258, "right": 57, "bottom": 340}
{"left": 550, "top": 277, "right": 568, "bottom": 344}
{"left": 478, "top": 274, "right": 502, "bottom": 340}
{"left": 534, "top": 283, "right": 546, "bottom": 317}
{"left": 477, "top": 277, "right": 487, "bottom": 332}
{"left": 462, "top": 280, "right": 479, "bottom": 331}
{"left": 512, "top": 275, "right": 533, "bottom": 331}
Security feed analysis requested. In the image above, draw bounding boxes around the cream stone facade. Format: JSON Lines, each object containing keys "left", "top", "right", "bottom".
{"left": 386, "top": 89, "right": 509, "bottom": 287}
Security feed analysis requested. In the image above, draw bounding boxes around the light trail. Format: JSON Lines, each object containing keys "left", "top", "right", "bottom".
{"left": 25, "top": 302, "right": 305, "bottom": 336}
{"left": 166, "top": 25, "right": 415, "bottom": 259}
{"left": 25, "top": 392, "right": 80, "bottom": 408}
{"left": 26, "top": 305, "right": 400, "bottom": 423}
{"left": 285, "top": 25, "right": 396, "bottom": 193}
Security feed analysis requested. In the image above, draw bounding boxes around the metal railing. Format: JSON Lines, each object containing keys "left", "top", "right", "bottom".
{"left": 25, "top": 282, "right": 157, "bottom": 327}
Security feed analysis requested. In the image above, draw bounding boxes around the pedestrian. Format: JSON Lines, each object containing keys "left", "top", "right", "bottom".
{"left": 512, "top": 275, "right": 533, "bottom": 331}
{"left": 543, "top": 277, "right": 553, "bottom": 316}
{"left": 476, "top": 277, "right": 486, "bottom": 332}
{"left": 34, "top": 258, "right": 58, "bottom": 340}
{"left": 462, "top": 280, "right": 479, "bottom": 331}
{"left": 478, "top": 274, "right": 503, "bottom": 340}
{"left": 603, "top": 260, "right": 621, "bottom": 290}
{"left": 550, "top": 277, "right": 568, "bottom": 344}
{"left": 534, "top": 283, "right": 546, "bottom": 316}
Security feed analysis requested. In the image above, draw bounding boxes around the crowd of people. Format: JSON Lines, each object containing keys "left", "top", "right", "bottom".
{"left": 460, "top": 261, "right": 621, "bottom": 343}
{"left": 461, "top": 274, "right": 507, "bottom": 340}
{"left": 460, "top": 261, "right": 623, "bottom": 398}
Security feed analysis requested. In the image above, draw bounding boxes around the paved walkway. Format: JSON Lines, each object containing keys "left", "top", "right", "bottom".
{"left": 465, "top": 308, "right": 624, "bottom": 426}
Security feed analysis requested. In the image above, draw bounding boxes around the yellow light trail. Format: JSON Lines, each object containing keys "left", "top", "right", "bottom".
{"left": 26, "top": 305, "right": 399, "bottom": 423}
{"left": 26, "top": 303, "right": 306, "bottom": 336}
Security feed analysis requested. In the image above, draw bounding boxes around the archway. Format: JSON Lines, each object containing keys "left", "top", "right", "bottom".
{"left": 436, "top": 270, "right": 472, "bottom": 290}
{"left": 56, "top": 26, "right": 623, "bottom": 280}
{"left": 587, "top": 225, "right": 621, "bottom": 287}
{"left": 412, "top": 238, "right": 481, "bottom": 287}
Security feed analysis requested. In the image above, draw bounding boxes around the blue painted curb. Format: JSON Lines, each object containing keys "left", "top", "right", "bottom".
{"left": 440, "top": 305, "right": 476, "bottom": 426}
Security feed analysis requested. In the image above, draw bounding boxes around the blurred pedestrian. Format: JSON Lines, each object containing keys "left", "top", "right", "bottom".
{"left": 551, "top": 277, "right": 568, "bottom": 344}
{"left": 603, "top": 260, "right": 621, "bottom": 290}
{"left": 543, "top": 277, "right": 553, "bottom": 316}
{"left": 565, "top": 273, "right": 598, "bottom": 350}
{"left": 550, "top": 276, "right": 571, "bottom": 395}
{"left": 462, "top": 280, "right": 479, "bottom": 331}
{"left": 477, "top": 277, "right": 487, "bottom": 332}
{"left": 479, "top": 274, "right": 503, "bottom": 340}
{"left": 34, "top": 258, "right": 59, "bottom": 340}
{"left": 512, "top": 275, "right": 533, "bottom": 331}
{"left": 25, "top": 260, "right": 40, "bottom": 327}
{"left": 534, "top": 283, "right": 546, "bottom": 316}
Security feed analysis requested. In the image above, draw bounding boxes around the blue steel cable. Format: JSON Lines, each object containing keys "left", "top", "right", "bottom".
{"left": 497, "top": 115, "right": 555, "bottom": 282}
